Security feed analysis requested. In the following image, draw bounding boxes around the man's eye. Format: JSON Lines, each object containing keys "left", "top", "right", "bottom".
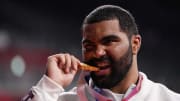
{"left": 84, "top": 45, "right": 94, "bottom": 51}
{"left": 103, "top": 39, "right": 114, "bottom": 45}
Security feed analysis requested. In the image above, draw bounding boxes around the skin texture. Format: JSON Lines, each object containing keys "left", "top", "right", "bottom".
{"left": 46, "top": 19, "right": 141, "bottom": 94}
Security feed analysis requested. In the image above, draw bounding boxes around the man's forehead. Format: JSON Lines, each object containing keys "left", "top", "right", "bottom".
{"left": 83, "top": 19, "right": 120, "bottom": 31}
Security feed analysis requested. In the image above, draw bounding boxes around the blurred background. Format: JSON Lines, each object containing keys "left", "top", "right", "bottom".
{"left": 0, "top": 0, "right": 180, "bottom": 100}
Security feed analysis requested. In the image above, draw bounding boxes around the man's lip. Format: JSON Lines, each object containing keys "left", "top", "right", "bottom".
{"left": 94, "top": 66, "right": 111, "bottom": 76}
{"left": 98, "top": 66, "right": 110, "bottom": 70}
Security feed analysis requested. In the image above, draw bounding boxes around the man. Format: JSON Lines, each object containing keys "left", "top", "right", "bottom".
{"left": 22, "top": 5, "right": 180, "bottom": 101}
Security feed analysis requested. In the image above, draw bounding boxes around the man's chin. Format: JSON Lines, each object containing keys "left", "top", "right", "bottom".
{"left": 91, "top": 72, "right": 124, "bottom": 89}
{"left": 91, "top": 75, "right": 112, "bottom": 88}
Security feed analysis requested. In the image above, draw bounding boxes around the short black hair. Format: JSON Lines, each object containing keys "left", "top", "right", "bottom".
{"left": 82, "top": 5, "right": 139, "bottom": 38}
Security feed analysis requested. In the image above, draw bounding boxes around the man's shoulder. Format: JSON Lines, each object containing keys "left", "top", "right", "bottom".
{"left": 139, "top": 72, "right": 180, "bottom": 100}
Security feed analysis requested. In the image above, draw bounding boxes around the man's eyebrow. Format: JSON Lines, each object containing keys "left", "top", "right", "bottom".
{"left": 82, "top": 39, "right": 93, "bottom": 44}
{"left": 101, "top": 35, "right": 120, "bottom": 41}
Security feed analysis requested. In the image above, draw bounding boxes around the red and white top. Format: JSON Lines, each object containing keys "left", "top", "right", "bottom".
{"left": 22, "top": 72, "right": 180, "bottom": 101}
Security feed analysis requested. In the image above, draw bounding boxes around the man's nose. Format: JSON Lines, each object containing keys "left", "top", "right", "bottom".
{"left": 94, "top": 46, "right": 106, "bottom": 58}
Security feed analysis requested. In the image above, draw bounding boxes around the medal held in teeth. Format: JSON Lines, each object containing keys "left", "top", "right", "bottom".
{"left": 79, "top": 63, "right": 100, "bottom": 71}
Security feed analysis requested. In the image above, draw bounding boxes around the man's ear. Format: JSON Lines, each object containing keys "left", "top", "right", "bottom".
{"left": 131, "top": 34, "right": 141, "bottom": 55}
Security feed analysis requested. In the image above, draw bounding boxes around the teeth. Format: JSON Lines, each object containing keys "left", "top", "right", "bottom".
{"left": 96, "top": 62, "right": 109, "bottom": 67}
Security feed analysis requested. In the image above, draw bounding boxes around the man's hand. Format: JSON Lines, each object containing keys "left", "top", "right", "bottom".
{"left": 46, "top": 53, "right": 80, "bottom": 88}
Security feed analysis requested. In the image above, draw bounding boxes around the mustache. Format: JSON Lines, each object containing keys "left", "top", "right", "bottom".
{"left": 84, "top": 55, "right": 112, "bottom": 66}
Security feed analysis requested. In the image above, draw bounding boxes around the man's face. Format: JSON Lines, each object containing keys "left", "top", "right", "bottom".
{"left": 82, "top": 19, "right": 133, "bottom": 89}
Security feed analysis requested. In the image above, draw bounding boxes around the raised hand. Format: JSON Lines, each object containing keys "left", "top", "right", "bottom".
{"left": 46, "top": 53, "right": 80, "bottom": 88}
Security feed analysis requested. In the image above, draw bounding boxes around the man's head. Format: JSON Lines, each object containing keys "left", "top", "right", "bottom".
{"left": 81, "top": 5, "right": 141, "bottom": 89}
{"left": 82, "top": 5, "right": 139, "bottom": 39}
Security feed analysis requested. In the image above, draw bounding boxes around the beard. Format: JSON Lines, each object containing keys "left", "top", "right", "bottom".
{"left": 85, "top": 46, "right": 133, "bottom": 89}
